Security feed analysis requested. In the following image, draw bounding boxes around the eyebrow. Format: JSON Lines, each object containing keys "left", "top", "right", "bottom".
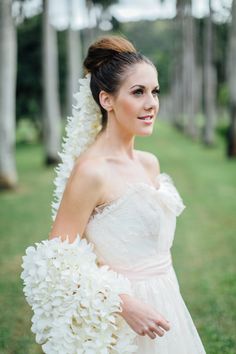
{"left": 130, "top": 84, "right": 160, "bottom": 90}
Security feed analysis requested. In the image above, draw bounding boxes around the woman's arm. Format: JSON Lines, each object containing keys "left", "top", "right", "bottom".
{"left": 119, "top": 294, "right": 170, "bottom": 339}
{"left": 49, "top": 158, "right": 106, "bottom": 243}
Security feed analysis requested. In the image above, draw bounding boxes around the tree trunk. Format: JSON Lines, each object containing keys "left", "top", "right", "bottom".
{"left": 202, "top": 0, "right": 217, "bottom": 146}
{"left": 171, "top": 60, "right": 184, "bottom": 129}
{"left": 171, "top": 1, "right": 184, "bottom": 130}
{"left": 173, "top": 0, "right": 199, "bottom": 136}
{"left": 42, "top": 0, "right": 61, "bottom": 165}
{"left": 182, "top": 1, "right": 198, "bottom": 138}
{"left": 83, "top": 0, "right": 97, "bottom": 54}
{"left": 66, "top": 28, "right": 83, "bottom": 116}
{"left": 227, "top": 0, "right": 236, "bottom": 157}
{"left": 0, "top": 0, "right": 17, "bottom": 189}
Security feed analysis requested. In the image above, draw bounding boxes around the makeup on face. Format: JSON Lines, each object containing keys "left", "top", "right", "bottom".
{"left": 110, "top": 63, "right": 160, "bottom": 136}
{"left": 130, "top": 84, "right": 160, "bottom": 125}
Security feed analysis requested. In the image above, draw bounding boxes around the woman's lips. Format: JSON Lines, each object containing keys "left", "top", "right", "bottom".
{"left": 137, "top": 115, "right": 154, "bottom": 125}
{"left": 138, "top": 115, "right": 152, "bottom": 118}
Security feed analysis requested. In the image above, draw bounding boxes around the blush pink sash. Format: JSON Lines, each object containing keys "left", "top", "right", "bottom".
{"left": 109, "top": 252, "right": 173, "bottom": 281}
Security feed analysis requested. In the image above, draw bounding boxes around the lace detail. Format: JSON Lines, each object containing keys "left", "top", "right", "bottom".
{"left": 90, "top": 181, "right": 160, "bottom": 221}
{"left": 89, "top": 172, "right": 186, "bottom": 222}
{"left": 156, "top": 173, "right": 186, "bottom": 216}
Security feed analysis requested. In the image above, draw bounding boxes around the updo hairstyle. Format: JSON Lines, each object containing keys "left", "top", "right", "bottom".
{"left": 83, "top": 35, "right": 154, "bottom": 129}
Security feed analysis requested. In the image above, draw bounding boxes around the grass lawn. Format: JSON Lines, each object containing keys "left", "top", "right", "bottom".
{"left": 0, "top": 121, "right": 235, "bottom": 353}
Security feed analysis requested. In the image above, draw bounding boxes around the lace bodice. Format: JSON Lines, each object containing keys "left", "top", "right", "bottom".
{"left": 84, "top": 173, "right": 186, "bottom": 270}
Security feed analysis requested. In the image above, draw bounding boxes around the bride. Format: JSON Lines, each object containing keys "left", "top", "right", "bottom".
{"left": 22, "top": 35, "right": 206, "bottom": 353}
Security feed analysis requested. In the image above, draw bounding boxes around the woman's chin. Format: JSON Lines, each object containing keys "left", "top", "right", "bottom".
{"left": 136, "top": 127, "right": 154, "bottom": 137}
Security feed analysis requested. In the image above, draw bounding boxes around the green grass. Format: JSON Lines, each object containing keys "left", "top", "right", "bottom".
{"left": 0, "top": 121, "right": 235, "bottom": 353}
{"left": 0, "top": 144, "right": 54, "bottom": 354}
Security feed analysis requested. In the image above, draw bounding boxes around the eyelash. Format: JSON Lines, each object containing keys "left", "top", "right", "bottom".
{"left": 133, "top": 88, "right": 160, "bottom": 96}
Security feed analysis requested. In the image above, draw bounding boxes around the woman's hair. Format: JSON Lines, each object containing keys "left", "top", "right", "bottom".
{"left": 83, "top": 35, "right": 154, "bottom": 129}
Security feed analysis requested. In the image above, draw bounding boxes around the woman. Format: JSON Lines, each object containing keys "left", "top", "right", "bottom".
{"left": 48, "top": 35, "right": 206, "bottom": 353}
{"left": 22, "top": 35, "right": 206, "bottom": 353}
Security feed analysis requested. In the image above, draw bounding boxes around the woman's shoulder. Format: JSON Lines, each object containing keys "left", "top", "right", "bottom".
{"left": 73, "top": 154, "right": 108, "bottom": 185}
{"left": 135, "top": 149, "right": 160, "bottom": 177}
{"left": 72, "top": 149, "right": 160, "bottom": 186}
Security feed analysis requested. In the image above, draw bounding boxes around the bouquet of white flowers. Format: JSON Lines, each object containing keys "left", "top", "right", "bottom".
{"left": 21, "top": 236, "right": 137, "bottom": 354}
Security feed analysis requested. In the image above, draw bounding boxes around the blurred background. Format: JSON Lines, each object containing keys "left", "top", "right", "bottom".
{"left": 0, "top": 0, "right": 235, "bottom": 353}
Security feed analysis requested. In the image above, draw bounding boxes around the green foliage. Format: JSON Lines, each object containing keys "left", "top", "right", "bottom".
{"left": 17, "top": 14, "right": 42, "bottom": 123}
{"left": 16, "top": 12, "right": 231, "bottom": 124}
{"left": 57, "top": 30, "right": 68, "bottom": 114}
{"left": 16, "top": 14, "right": 68, "bottom": 123}
{"left": 214, "top": 22, "right": 230, "bottom": 85}
{"left": 120, "top": 20, "right": 178, "bottom": 93}
{"left": 0, "top": 122, "right": 235, "bottom": 353}
{"left": 218, "top": 83, "right": 230, "bottom": 106}
{"left": 92, "top": 0, "right": 118, "bottom": 7}
{"left": 16, "top": 119, "right": 39, "bottom": 144}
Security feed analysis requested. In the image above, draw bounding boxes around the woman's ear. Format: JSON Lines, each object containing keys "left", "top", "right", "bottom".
{"left": 99, "top": 91, "right": 113, "bottom": 112}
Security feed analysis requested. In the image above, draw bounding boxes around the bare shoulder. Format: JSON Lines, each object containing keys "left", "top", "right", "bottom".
{"left": 71, "top": 156, "right": 106, "bottom": 189}
{"left": 135, "top": 150, "right": 160, "bottom": 179}
{"left": 67, "top": 155, "right": 109, "bottom": 204}
{"left": 49, "top": 156, "right": 108, "bottom": 242}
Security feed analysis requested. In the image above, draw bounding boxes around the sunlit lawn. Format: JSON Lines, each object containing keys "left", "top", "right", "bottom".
{"left": 0, "top": 121, "right": 235, "bottom": 353}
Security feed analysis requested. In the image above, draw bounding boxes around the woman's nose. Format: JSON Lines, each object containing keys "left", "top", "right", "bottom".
{"left": 144, "top": 94, "right": 158, "bottom": 110}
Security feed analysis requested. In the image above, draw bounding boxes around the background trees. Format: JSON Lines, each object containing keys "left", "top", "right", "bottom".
{"left": 0, "top": 0, "right": 17, "bottom": 188}
{"left": 42, "top": 0, "right": 61, "bottom": 165}
{"left": 0, "top": 0, "right": 235, "bottom": 190}
{"left": 202, "top": 0, "right": 217, "bottom": 146}
{"left": 228, "top": 0, "right": 236, "bottom": 156}
{"left": 0, "top": 3, "right": 235, "bottom": 351}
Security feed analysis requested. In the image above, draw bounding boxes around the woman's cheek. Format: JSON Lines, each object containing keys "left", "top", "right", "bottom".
{"left": 121, "top": 101, "right": 135, "bottom": 117}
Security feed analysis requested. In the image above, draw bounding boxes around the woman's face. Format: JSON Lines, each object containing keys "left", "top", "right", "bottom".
{"left": 110, "top": 62, "right": 160, "bottom": 137}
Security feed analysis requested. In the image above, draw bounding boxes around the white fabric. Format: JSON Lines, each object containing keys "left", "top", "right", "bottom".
{"left": 51, "top": 74, "right": 102, "bottom": 220}
{"left": 84, "top": 172, "right": 206, "bottom": 353}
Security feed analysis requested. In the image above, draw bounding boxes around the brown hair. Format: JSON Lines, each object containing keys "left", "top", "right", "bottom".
{"left": 83, "top": 35, "right": 154, "bottom": 129}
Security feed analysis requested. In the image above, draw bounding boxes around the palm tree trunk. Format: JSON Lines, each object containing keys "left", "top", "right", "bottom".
{"left": 66, "top": 28, "right": 83, "bottom": 116}
{"left": 227, "top": 0, "right": 236, "bottom": 157}
{"left": 182, "top": 1, "right": 198, "bottom": 138}
{"left": 202, "top": 0, "right": 217, "bottom": 146}
{"left": 0, "top": 0, "right": 17, "bottom": 189}
{"left": 42, "top": 0, "right": 61, "bottom": 165}
{"left": 173, "top": 0, "right": 199, "bottom": 136}
{"left": 172, "top": 0, "right": 185, "bottom": 129}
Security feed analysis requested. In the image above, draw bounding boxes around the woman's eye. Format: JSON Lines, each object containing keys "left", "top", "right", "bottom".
{"left": 133, "top": 89, "right": 143, "bottom": 96}
{"left": 153, "top": 89, "right": 160, "bottom": 96}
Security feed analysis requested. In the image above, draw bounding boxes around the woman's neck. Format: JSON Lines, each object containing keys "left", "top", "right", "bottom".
{"left": 95, "top": 126, "right": 136, "bottom": 160}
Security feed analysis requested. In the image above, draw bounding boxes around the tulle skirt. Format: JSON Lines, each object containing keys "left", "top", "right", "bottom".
{"left": 128, "top": 267, "right": 206, "bottom": 354}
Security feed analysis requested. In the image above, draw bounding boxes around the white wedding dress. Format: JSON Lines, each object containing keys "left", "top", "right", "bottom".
{"left": 84, "top": 172, "right": 206, "bottom": 353}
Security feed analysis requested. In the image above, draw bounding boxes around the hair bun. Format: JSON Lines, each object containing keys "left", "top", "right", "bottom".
{"left": 84, "top": 36, "right": 137, "bottom": 73}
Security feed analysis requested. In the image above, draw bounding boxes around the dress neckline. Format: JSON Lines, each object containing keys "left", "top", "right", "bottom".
{"left": 89, "top": 173, "right": 165, "bottom": 222}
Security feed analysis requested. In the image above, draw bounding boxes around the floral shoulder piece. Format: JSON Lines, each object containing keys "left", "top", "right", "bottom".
{"left": 21, "top": 236, "right": 137, "bottom": 354}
